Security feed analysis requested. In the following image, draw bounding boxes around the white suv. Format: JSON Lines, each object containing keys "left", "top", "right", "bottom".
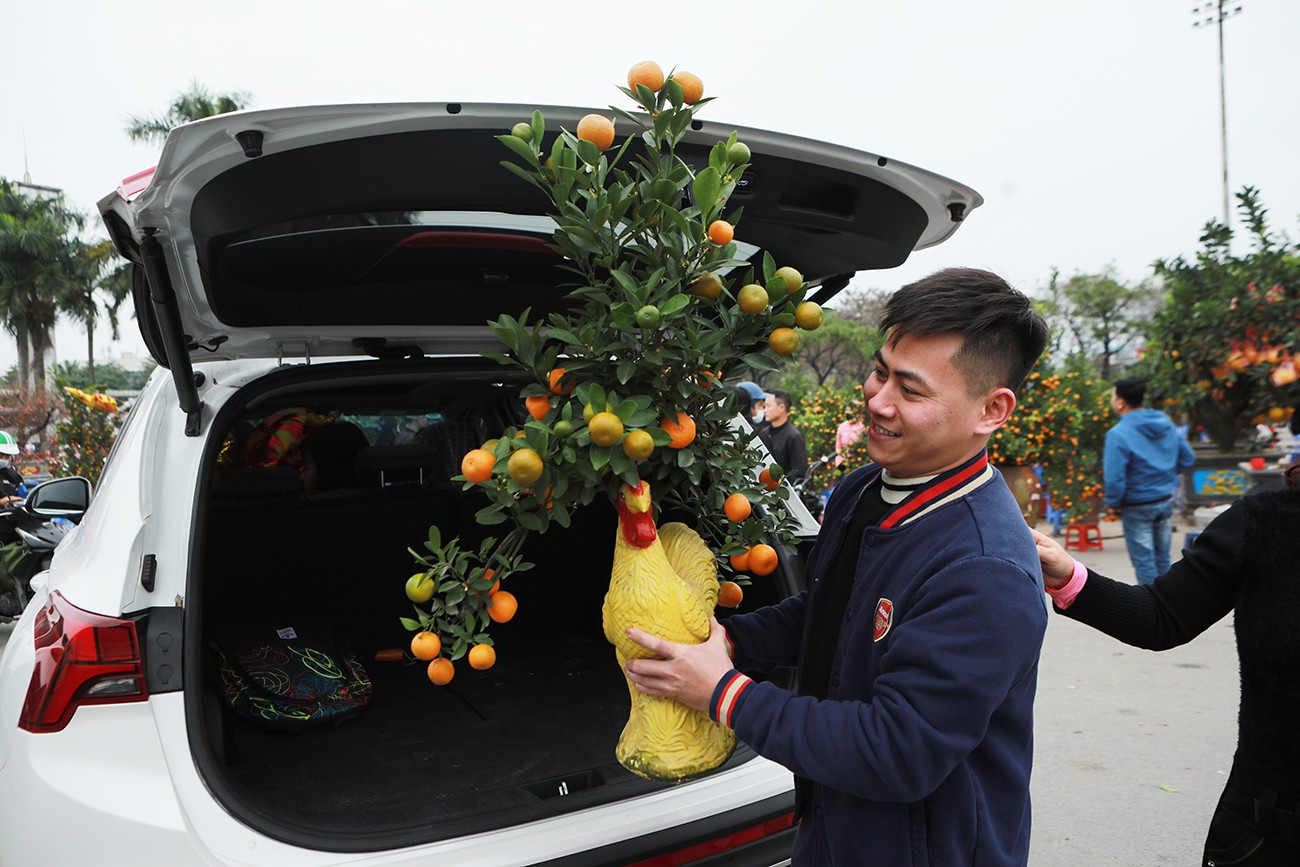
{"left": 0, "top": 102, "right": 978, "bottom": 865}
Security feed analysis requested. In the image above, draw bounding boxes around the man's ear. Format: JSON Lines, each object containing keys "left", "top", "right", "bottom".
{"left": 976, "top": 387, "right": 1017, "bottom": 436}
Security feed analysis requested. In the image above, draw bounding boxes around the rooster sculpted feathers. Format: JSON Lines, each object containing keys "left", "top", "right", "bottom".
{"left": 603, "top": 480, "right": 735, "bottom": 781}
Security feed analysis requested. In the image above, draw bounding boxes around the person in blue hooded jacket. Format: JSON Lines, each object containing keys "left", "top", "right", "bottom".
{"left": 1103, "top": 378, "right": 1196, "bottom": 585}
{"left": 623, "top": 268, "right": 1050, "bottom": 865}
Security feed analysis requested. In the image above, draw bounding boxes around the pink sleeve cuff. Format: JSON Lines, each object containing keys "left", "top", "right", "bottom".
{"left": 1045, "top": 557, "right": 1088, "bottom": 609}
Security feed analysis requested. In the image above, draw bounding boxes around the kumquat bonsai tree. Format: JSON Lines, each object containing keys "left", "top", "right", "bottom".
{"left": 400, "top": 62, "right": 823, "bottom": 781}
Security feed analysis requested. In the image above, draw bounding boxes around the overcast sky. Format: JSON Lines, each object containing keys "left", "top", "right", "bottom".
{"left": 3, "top": 0, "right": 1296, "bottom": 373}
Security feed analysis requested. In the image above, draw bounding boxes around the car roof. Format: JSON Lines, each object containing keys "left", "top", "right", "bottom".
{"left": 99, "top": 102, "right": 981, "bottom": 364}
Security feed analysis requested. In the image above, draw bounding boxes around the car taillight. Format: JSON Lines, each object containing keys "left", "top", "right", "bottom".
{"left": 18, "top": 591, "right": 148, "bottom": 733}
{"left": 625, "top": 812, "right": 794, "bottom": 867}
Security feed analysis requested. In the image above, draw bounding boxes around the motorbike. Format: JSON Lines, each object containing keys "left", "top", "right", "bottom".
{"left": 791, "top": 455, "right": 834, "bottom": 523}
{"left": 0, "top": 476, "right": 92, "bottom": 622}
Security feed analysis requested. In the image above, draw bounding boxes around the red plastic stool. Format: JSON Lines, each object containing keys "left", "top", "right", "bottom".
{"left": 1063, "top": 523, "right": 1104, "bottom": 552}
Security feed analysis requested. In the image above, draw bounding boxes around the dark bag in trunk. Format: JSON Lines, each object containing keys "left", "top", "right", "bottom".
{"left": 215, "top": 620, "right": 372, "bottom": 729}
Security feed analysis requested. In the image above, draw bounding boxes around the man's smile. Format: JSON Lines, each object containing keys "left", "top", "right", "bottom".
{"left": 871, "top": 422, "right": 901, "bottom": 438}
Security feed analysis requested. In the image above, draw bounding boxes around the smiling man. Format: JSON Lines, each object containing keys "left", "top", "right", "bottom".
{"left": 625, "top": 268, "right": 1051, "bottom": 865}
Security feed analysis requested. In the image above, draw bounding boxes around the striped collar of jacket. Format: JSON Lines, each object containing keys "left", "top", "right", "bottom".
{"left": 876, "top": 450, "right": 994, "bottom": 530}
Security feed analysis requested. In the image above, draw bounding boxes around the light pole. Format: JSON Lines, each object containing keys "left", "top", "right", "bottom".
{"left": 1192, "top": 1, "right": 1244, "bottom": 227}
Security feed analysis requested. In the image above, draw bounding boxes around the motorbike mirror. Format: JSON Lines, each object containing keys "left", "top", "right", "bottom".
{"left": 25, "top": 476, "right": 92, "bottom": 519}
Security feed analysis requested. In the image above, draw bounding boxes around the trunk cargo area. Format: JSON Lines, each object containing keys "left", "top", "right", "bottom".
{"left": 194, "top": 441, "right": 767, "bottom": 844}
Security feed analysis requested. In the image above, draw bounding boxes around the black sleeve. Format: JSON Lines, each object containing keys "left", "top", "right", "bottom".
{"left": 1055, "top": 502, "right": 1245, "bottom": 649}
{"left": 785, "top": 429, "right": 809, "bottom": 481}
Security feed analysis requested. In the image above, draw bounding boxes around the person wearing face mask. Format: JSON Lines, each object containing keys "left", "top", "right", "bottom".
{"left": 733, "top": 381, "right": 768, "bottom": 429}
{"left": 0, "top": 432, "right": 30, "bottom": 507}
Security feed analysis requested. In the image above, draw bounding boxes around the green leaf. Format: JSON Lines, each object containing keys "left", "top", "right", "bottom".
{"left": 692, "top": 167, "right": 722, "bottom": 223}
{"left": 498, "top": 160, "right": 544, "bottom": 191}
{"left": 476, "top": 505, "right": 509, "bottom": 525}
{"left": 399, "top": 617, "right": 421, "bottom": 632}
{"left": 530, "top": 109, "right": 545, "bottom": 148}
{"left": 742, "top": 352, "right": 781, "bottom": 372}
{"left": 576, "top": 138, "right": 603, "bottom": 167}
{"left": 496, "top": 133, "right": 540, "bottom": 166}
{"left": 649, "top": 427, "right": 674, "bottom": 446}
{"left": 626, "top": 408, "right": 659, "bottom": 428}
{"left": 660, "top": 294, "right": 691, "bottom": 317}
{"left": 616, "top": 358, "right": 635, "bottom": 384}
{"left": 610, "top": 269, "right": 640, "bottom": 296}
{"left": 592, "top": 448, "right": 611, "bottom": 471}
{"left": 762, "top": 250, "right": 777, "bottom": 282}
{"left": 664, "top": 78, "right": 685, "bottom": 108}
{"left": 765, "top": 276, "right": 789, "bottom": 304}
{"left": 650, "top": 178, "right": 679, "bottom": 203}
{"left": 614, "top": 398, "right": 640, "bottom": 420}
{"left": 652, "top": 109, "right": 672, "bottom": 144}
{"left": 518, "top": 511, "right": 545, "bottom": 532}
{"left": 709, "top": 141, "right": 729, "bottom": 174}
{"left": 676, "top": 448, "right": 696, "bottom": 468}
{"left": 610, "top": 444, "right": 631, "bottom": 472}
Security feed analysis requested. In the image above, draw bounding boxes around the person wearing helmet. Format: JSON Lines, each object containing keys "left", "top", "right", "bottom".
{"left": 0, "top": 432, "right": 30, "bottom": 507}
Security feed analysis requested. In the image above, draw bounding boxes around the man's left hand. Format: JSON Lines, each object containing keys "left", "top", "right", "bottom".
{"left": 624, "top": 618, "right": 733, "bottom": 714}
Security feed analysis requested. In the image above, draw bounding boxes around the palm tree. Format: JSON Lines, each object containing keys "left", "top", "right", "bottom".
{"left": 0, "top": 179, "right": 84, "bottom": 390}
{"left": 125, "top": 80, "right": 252, "bottom": 146}
{"left": 59, "top": 240, "right": 132, "bottom": 381}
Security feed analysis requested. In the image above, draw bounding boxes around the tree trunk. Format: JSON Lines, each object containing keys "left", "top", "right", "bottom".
{"left": 28, "top": 328, "right": 49, "bottom": 393}
{"left": 15, "top": 326, "right": 31, "bottom": 390}
{"left": 86, "top": 326, "right": 95, "bottom": 382}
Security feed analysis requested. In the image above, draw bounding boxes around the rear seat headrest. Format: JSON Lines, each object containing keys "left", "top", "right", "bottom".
{"left": 211, "top": 465, "right": 303, "bottom": 498}
{"left": 356, "top": 444, "right": 439, "bottom": 487}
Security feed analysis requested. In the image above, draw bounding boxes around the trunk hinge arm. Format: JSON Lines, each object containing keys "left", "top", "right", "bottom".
{"left": 140, "top": 230, "right": 203, "bottom": 437}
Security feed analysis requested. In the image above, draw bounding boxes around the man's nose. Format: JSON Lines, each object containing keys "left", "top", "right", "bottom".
{"left": 866, "top": 384, "right": 893, "bottom": 417}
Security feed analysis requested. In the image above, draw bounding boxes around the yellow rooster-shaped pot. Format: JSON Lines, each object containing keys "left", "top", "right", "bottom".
{"left": 603, "top": 480, "right": 736, "bottom": 781}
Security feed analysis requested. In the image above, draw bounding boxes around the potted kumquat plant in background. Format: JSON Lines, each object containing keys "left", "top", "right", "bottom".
{"left": 400, "top": 63, "right": 824, "bottom": 781}
{"left": 988, "top": 353, "right": 1112, "bottom": 523}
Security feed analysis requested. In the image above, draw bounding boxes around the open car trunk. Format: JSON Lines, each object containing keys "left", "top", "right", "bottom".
{"left": 190, "top": 360, "right": 797, "bottom": 850}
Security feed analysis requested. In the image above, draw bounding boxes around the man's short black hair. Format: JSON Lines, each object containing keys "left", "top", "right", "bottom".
{"left": 769, "top": 390, "right": 793, "bottom": 411}
{"left": 878, "top": 267, "right": 1049, "bottom": 396}
{"left": 1113, "top": 377, "right": 1146, "bottom": 408}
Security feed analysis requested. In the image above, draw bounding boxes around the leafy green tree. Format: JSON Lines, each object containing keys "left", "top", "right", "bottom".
{"left": 1143, "top": 187, "right": 1300, "bottom": 451}
{"left": 52, "top": 360, "right": 153, "bottom": 391}
{"left": 0, "top": 179, "right": 86, "bottom": 390}
{"left": 125, "top": 81, "right": 251, "bottom": 145}
{"left": 59, "top": 240, "right": 133, "bottom": 380}
{"left": 52, "top": 386, "right": 118, "bottom": 484}
{"left": 1043, "top": 266, "right": 1154, "bottom": 380}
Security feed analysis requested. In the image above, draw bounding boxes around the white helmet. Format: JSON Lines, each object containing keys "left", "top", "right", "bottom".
{"left": 0, "top": 431, "right": 19, "bottom": 456}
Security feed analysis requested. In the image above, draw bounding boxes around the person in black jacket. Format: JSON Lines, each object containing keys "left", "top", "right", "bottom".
{"left": 757, "top": 390, "right": 808, "bottom": 483}
{"left": 1033, "top": 462, "right": 1300, "bottom": 865}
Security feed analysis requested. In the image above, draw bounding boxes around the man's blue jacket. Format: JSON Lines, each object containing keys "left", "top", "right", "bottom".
{"left": 712, "top": 455, "right": 1047, "bottom": 865}
{"left": 1103, "top": 409, "right": 1196, "bottom": 508}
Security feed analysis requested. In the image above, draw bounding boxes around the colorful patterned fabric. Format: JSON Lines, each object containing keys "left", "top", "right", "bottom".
{"left": 240, "top": 408, "right": 335, "bottom": 470}
{"left": 216, "top": 621, "right": 372, "bottom": 728}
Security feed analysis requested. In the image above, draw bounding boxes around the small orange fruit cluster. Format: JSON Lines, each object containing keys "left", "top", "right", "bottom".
{"left": 575, "top": 62, "right": 705, "bottom": 155}
{"left": 728, "top": 543, "right": 778, "bottom": 577}
{"left": 410, "top": 565, "right": 516, "bottom": 686}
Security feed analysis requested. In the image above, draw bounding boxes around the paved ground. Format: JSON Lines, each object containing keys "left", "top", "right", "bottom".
{"left": 1029, "top": 519, "right": 1235, "bottom": 865}
{"left": 0, "top": 521, "right": 1233, "bottom": 864}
